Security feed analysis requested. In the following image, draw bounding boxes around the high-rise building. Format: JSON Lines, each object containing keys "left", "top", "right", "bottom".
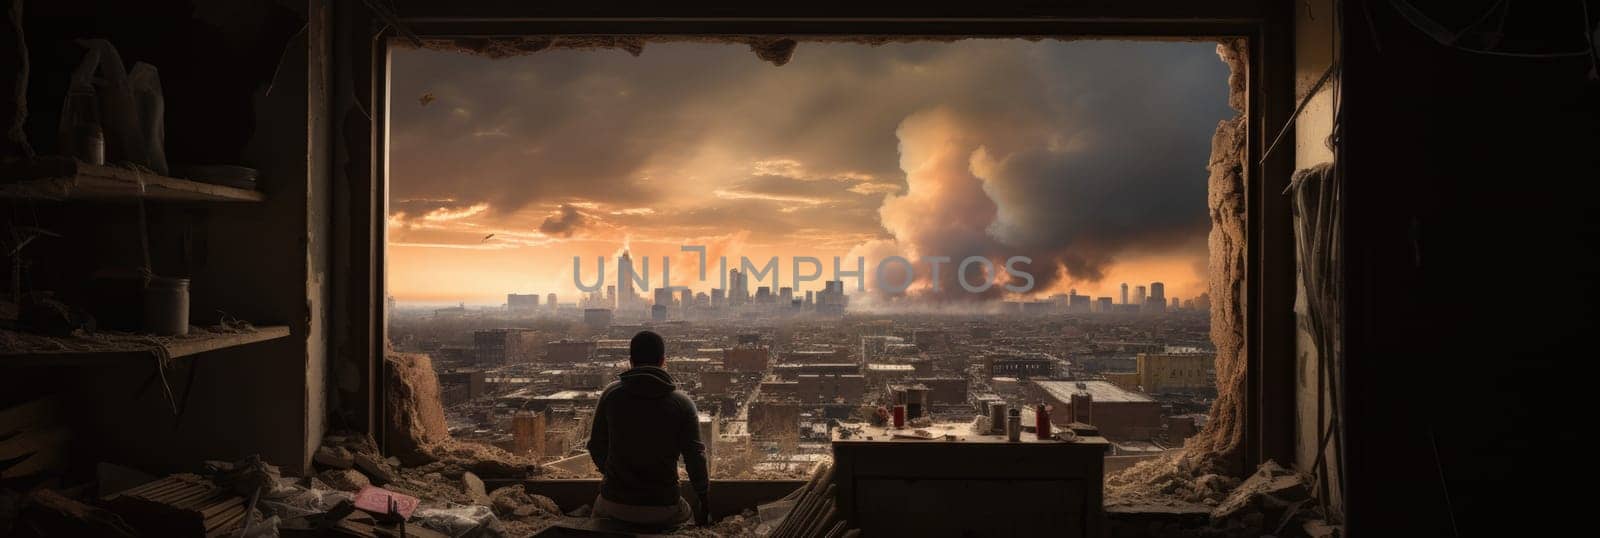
{"left": 679, "top": 289, "right": 692, "bottom": 309}
{"left": 1134, "top": 285, "right": 1146, "bottom": 305}
{"left": 779, "top": 287, "right": 793, "bottom": 306}
{"left": 728, "top": 269, "right": 746, "bottom": 306}
{"left": 1150, "top": 282, "right": 1166, "bottom": 304}
{"left": 711, "top": 288, "right": 725, "bottom": 307}
{"left": 756, "top": 286, "right": 772, "bottom": 304}
{"left": 1171, "top": 297, "right": 1180, "bottom": 310}
{"left": 805, "top": 290, "right": 814, "bottom": 306}
{"left": 1121, "top": 283, "right": 1129, "bottom": 305}
{"left": 654, "top": 287, "right": 674, "bottom": 307}
{"left": 1067, "top": 290, "right": 1091, "bottom": 313}
{"left": 1096, "top": 297, "right": 1114, "bottom": 312}
{"left": 546, "top": 293, "right": 557, "bottom": 310}
{"left": 508, "top": 293, "right": 539, "bottom": 313}
{"left": 605, "top": 285, "right": 616, "bottom": 308}
{"left": 816, "top": 280, "right": 848, "bottom": 315}
{"left": 618, "top": 251, "right": 637, "bottom": 308}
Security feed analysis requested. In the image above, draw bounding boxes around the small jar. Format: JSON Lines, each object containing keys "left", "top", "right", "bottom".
{"left": 143, "top": 277, "right": 190, "bottom": 336}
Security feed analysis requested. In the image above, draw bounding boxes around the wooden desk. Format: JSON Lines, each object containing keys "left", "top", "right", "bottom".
{"left": 830, "top": 423, "right": 1110, "bottom": 537}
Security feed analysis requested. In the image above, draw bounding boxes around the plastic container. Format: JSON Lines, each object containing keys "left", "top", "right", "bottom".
{"left": 142, "top": 277, "right": 189, "bottom": 336}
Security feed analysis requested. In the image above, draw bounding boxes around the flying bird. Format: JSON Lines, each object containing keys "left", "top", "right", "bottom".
{"left": 419, "top": 92, "right": 436, "bottom": 107}
{"left": 482, "top": 233, "right": 495, "bottom": 242}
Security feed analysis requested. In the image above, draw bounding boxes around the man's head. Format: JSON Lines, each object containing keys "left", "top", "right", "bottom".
{"left": 629, "top": 330, "right": 666, "bottom": 367}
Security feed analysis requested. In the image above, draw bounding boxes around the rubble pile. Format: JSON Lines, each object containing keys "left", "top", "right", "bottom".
{"left": 1109, "top": 458, "right": 1336, "bottom": 537}
{"left": 1106, "top": 450, "right": 1237, "bottom": 506}
{"left": 1208, "top": 461, "right": 1316, "bottom": 536}
{"left": 484, "top": 484, "right": 563, "bottom": 536}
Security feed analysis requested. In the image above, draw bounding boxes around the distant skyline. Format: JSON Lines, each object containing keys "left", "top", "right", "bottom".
{"left": 387, "top": 40, "right": 1232, "bottom": 305}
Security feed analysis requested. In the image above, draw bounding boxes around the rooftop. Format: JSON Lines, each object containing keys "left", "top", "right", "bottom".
{"left": 1035, "top": 380, "right": 1155, "bottom": 404}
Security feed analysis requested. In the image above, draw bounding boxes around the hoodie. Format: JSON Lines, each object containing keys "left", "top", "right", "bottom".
{"left": 587, "top": 365, "right": 709, "bottom": 506}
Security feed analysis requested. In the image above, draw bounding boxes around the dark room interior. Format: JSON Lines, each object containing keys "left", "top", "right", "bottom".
{"left": 1, "top": 1, "right": 1594, "bottom": 537}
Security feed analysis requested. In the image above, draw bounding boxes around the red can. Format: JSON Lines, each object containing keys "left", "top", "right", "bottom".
{"left": 892, "top": 405, "right": 906, "bottom": 429}
{"left": 1036, "top": 404, "right": 1052, "bottom": 440}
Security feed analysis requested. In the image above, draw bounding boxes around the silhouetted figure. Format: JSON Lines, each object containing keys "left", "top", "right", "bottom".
{"left": 587, "top": 330, "right": 710, "bottom": 529}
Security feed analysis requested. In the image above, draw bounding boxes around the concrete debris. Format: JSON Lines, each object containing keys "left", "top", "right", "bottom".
{"left": 318, "top": 468, "right": 371, "bottom": 492}
{"left": 313, "top": 445, "right": 355, "bottom": 469}
{"left": 353, "top": 452, "right": 400, "bottom": 485}
{"left": 460, "top": 471, "right": 489, "bottom": 506}
{"left": 1107, "top": 450, "right": 1233, "bottom": 506}
{"left": 1211, "top": 460, "right": 1309, "bottom": 521}
{"left": 483, "top": 484, "right": 560, "bottom": 535}
{"left": 487, "top": 484, "right": 560, "bottom": 519}
{"left": 427, "top": 440, "right": 542, "bottom": 480}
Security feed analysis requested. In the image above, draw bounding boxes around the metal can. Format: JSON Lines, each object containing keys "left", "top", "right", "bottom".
{"left": 1006, "top": 408, "right": 1022, "bottom": 442}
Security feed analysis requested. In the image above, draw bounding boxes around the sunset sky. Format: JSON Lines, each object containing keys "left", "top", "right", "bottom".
{"left": 386, "top": 39, "right": 1233, "bottom": 307}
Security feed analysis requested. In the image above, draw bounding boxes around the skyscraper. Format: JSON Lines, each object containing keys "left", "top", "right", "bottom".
{"left": 655, "top": 287, "right": 674, "bottom": 307}
{"left": 1150, "top": 282, "right": 1166, "bottom": 304}
{"left": 546, "top": 293, "right": 557, "bottom": 311}
{"left": 1134, "top": 285, "right": 1146, "bottom": 305}
{"left": 618, "top": 251, "right": 636, "bottom": 308}
{"left": 728, "top": 269, "right": 746, "bottom": 306}
{"left": 1121, "top": 283, "right": 1129, "bottom": 305}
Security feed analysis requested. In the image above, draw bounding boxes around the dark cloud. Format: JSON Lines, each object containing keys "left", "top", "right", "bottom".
{"left": 391, "top": 39, "right": 1233, "bottom": 297}
{"left": 538, "top": 204, "right": 589, "bottom": 237}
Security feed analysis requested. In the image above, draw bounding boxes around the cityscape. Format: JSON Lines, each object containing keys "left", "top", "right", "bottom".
{"left": 386, "top": 37, "right": 1226, "bottom": 484}
{"left": 387, "top": 270, "right": 1217, "bottom": 479}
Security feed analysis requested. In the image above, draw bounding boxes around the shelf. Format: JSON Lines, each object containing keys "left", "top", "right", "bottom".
{"left": 0, "top": 325, "right": 291, "bottom": 367}
{"left": 0, "top": 158, "right": 264, "bottom": 202}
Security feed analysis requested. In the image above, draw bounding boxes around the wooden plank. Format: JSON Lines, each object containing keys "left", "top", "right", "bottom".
{"left": 0, "top": 326, "right": 292, "bottom": 367}
{"left": 0, "top": 158, "right": 264, "bottom": 202}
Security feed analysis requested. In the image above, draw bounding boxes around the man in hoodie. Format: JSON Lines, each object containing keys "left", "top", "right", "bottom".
{"left": 587, "top": 330, "right": 710, "bottom": 527}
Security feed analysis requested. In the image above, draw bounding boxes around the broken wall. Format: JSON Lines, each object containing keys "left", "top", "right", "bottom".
{"left": 1190, "top": 37, "right": 1250, "bottom": 472}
